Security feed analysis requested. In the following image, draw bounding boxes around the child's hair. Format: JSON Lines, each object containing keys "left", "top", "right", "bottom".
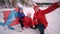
{"left": 27, "top": 12, "right": 31, "bottom": 16}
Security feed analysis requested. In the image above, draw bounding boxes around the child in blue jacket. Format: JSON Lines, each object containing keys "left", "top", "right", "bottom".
{"left": 18, "top": 7, "right": 25, "bottom": 30}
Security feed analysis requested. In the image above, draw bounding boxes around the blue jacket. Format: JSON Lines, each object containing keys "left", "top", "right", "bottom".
{"left": 18, "top": 12, "right": 25, "bottom": 19}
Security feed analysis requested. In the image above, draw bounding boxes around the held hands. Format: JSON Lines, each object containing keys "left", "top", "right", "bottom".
{"left": 35, "top": 19, "right": 37, "bottom": 22}
{"left": 33, "top": 25, "right": 35, "bottom": 28}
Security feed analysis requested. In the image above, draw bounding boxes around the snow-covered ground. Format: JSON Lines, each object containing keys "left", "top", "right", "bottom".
{"left": 33, "top": 0, "right": 58, "bottom": 3}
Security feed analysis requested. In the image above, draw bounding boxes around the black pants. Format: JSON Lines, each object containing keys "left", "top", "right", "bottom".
{"left": 37, "top": 24, "right": 45, "bottom": 34}
{"left": 30, "top": 24, "right": 45, "bottom": 34}
{"left": 19, "top": 19, "right": 24, "bottom": 28}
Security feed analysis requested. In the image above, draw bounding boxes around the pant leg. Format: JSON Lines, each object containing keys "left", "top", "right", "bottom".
{"left": 19, "top": 19, "right": 24, "bottom": 28}
{"left": 37, "top": 24, "right": 45, "bottom": 34}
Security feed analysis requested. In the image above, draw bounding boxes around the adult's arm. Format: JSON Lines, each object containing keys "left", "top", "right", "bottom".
{"left": 42, "top": 3, "right": 59, "bottom": 14}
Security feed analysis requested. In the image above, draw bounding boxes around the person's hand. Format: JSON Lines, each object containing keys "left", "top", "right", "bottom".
{"left": 35, "top": 19, "right": 37, "bottom": 22}
{"left": 57, "top": 0, "right": 60, "bottom": 7}
{"left": 33, "top": 25, "right": 35, "bottom": 28}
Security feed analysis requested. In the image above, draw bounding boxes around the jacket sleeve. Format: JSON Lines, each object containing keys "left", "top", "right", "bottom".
{"left": 30, "top": 18, "right": 35, "bottom": 27}
{"left": 42, "top": 3, "right": 59, "bottom": 14}
{"left": 33, "top": 13, "right": 36, "bottom": 21}
{"left": 33, "top": 14, "right": 39, "bottom": 25}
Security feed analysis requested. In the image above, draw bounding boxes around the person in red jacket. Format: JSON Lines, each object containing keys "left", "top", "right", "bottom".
{"left": 33, "top": 1, "right": 60, "bottom": 34}
{"left": 23, "top": 12, "right": 34, "bottom": 28}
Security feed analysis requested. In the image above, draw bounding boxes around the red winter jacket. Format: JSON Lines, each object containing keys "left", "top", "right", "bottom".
{"left": 23, "top": 16, "right": 33, "bottom": 28}
{"left": 33, "top": 3, "right": 59, "bottom": 29}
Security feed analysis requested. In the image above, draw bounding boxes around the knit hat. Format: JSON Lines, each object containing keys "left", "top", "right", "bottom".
{"left": 19, "top": 7, "right": 23, "bottom": 10}
{"left": 34, "top": 6, "right": 39, "bottom": 10}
